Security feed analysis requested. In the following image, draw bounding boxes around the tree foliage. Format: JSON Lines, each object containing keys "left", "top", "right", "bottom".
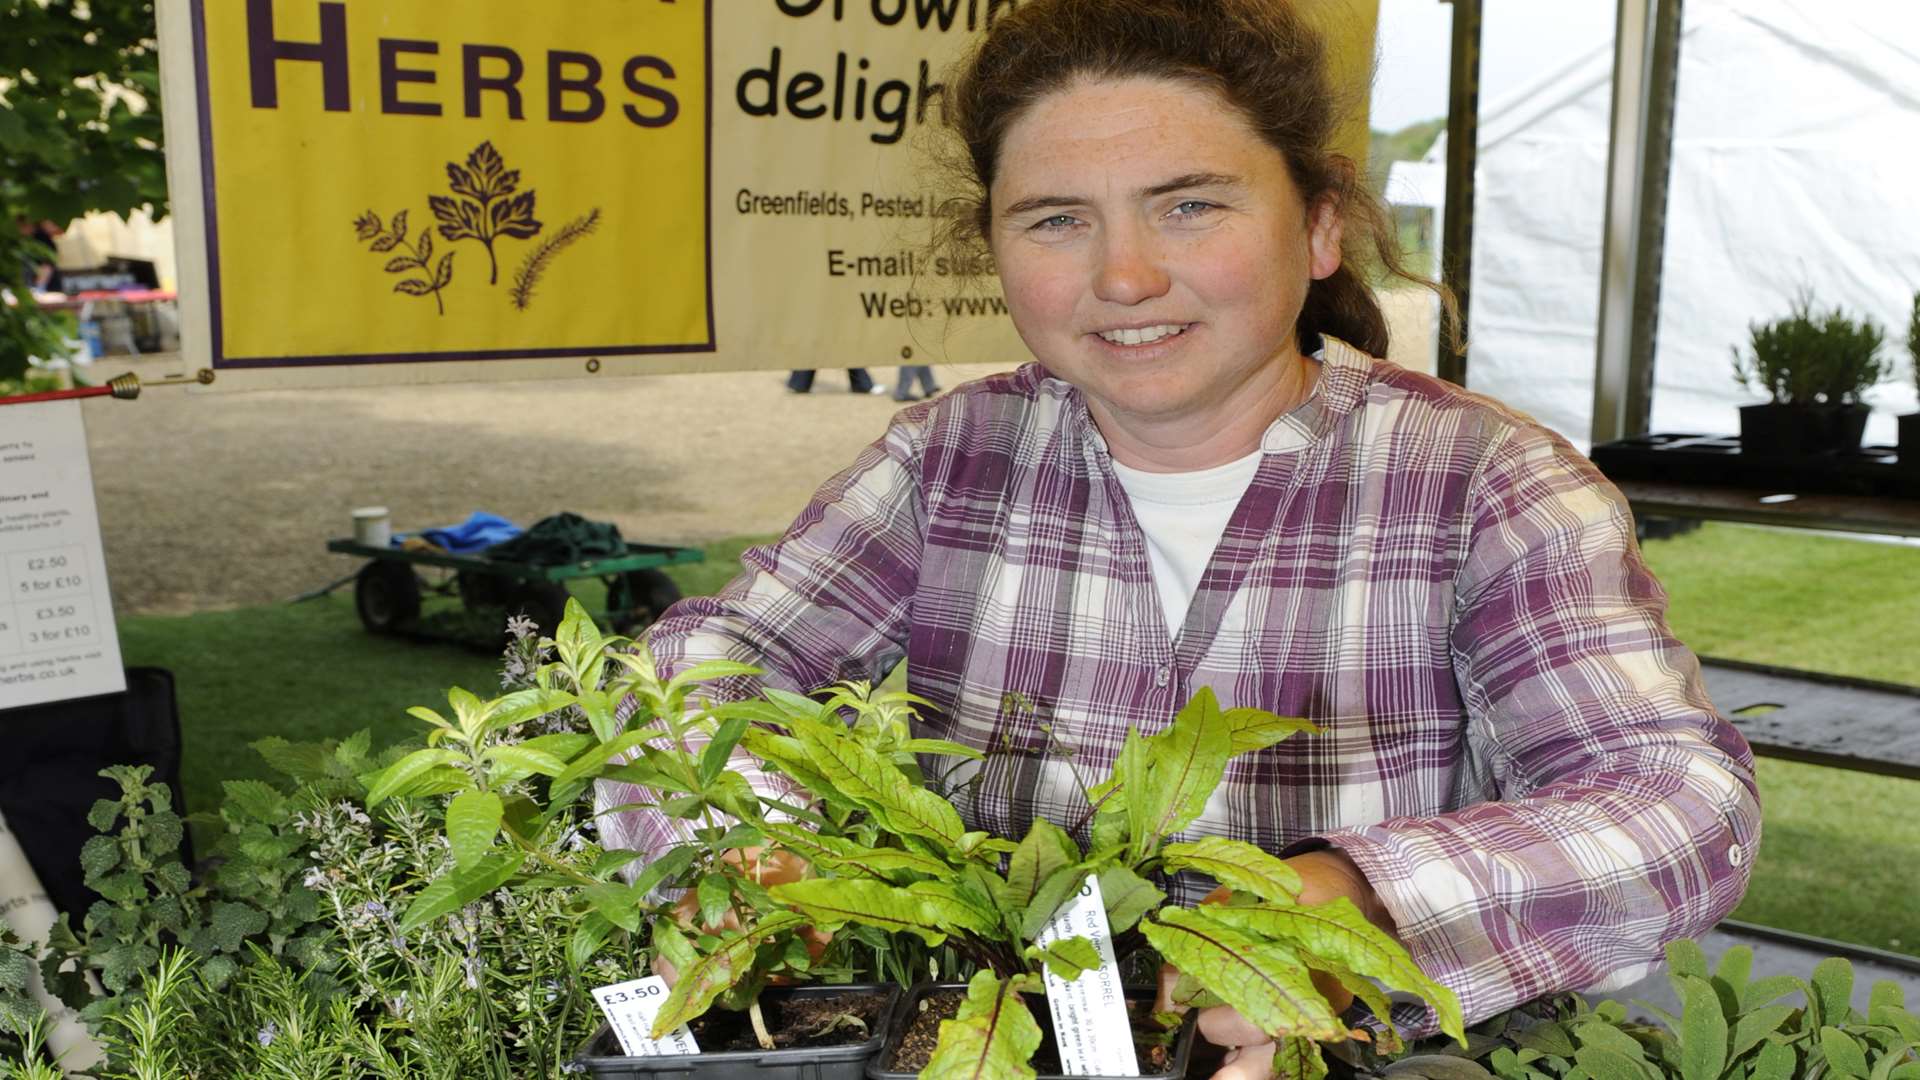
{"left": 0, "top": 0, "right": 167, "bottom": 379}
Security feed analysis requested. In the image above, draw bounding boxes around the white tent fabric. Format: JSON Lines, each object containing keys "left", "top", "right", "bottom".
{"left": 1390, "top": 0, "right": 1920, "bottom": 450}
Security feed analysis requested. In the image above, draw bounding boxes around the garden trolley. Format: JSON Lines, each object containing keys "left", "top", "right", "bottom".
{"left": 325, "top": 537, "right": 705, "bottom": 645}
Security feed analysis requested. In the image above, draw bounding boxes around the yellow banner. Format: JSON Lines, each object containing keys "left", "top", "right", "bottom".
{"left": 158, "top": 0, "right": 1376, "bottom": 389}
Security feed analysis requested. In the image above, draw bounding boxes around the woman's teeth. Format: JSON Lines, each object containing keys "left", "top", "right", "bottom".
{"left": 1098, "top": 324, "right": 1186, "bottom": 346}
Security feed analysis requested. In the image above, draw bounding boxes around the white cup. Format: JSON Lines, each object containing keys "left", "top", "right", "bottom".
{"left": 353, "top": 506, "right": 392, "bottom": 547}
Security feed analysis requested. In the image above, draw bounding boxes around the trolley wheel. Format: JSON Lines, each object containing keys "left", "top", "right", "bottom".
{"left": 507, "top": 581, "right": 572, "bottom": 636}
{"left": 354, "top": 561, "right": 422, "bottom": 633}
{"left": 608, "top": 569, "right": 683, "bottom": 635}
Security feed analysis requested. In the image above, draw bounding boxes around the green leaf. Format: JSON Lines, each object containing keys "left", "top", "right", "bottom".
{"left": 1140, "top": 906, "right": 1346, "bottom": 1043}
{"left": 364, "top": 747, "right": 463, "bottom": 805}
{"left": 1742, "top": 974, "right": 1806, "bottom": 1012}
{"left": 1028, "top": 936, "right": 1103, "bottom": 981}
{"left": 738, "top": 730, "right": 844, "bottom": 806}
{"left": 446, "top": 790, "right": 503, "bottom": 870}
{"left": 699, "top": 717, "right": 751, "bottom": 787}
{"left": 626, "top": 845, "right": 698, "bottom": 899}
{"left": 1715, "top": 946, "right": 1752, "bottom": 1013}
{"left": 1871, "top": 982, "right": 1907, "bottom": 1014}
{"left": 1161, "top": 836, "right": 1303, "bottom": 904}
{"left": 906, "top": 881, "right": 1002, "bottom": 938}
{"left": 1204, "top": 900, "right": 1466, "bottom": 1046}
{"left": 1127, "top": 688, "right": 1232, "bottom": 859}
{"left": 1571, "top": 1045, "right": 1658, "bottom": 1080}
{"left": 1729, "top": 1006, "right": 1796, "bottom": 1062}
{"left": 1018, "top": 865, "right": 1092, "bottom": 942}
{"left": 1512, "top": 1021, "right": 1577, "bottom": 1058}
{"left": 920, "top": 971, "right": 1045, "bottom": 1080}
{"left": 896, "top": 738, "right": 986, "bottom": 760}
{"left": 398, "top": 851, "right": 526, "bottom": 934}
{"left": 584, "top": 883, "right": 644, "bottom": 932}
{"left": 553, "top": 725, "right": 670, "bottom": 797}
{"left": 482, "top": 745, "right": 568, "bottom": 779}
{"left": 1276, "top": 1035, "right": 1332, "bottom": 1079}
{"left": 1673, "top": 974, "right": 1728, "bottom": 1080}
{"left": 570, "top": 911, "right": 617, "bottom": 972}
{"left": 1821, "top": 1026, "right": 1871, "bottom": 1079}
{"left": 1814, "top": 958, "right": 1856, "bottom": 1025}
{"left": 651, "top": 912, "right": 808, "bottom": 1038}
{"left": 696, "top": 874, "right": 733, "bottom": 929}
{"left": 1005, "top": 817, "right": 1081, "bottom": 910}
{"left": 769, "top": 878, "right": 956, "bottom": 945}
{"left": 791, "top": 717, "right": 965, "bottom": 850}
{"left": 486, "top": 687, "right": 578, "bottom": 735}
{"left": 1222, "top": 707, "right": 1321, "bottom": 756}
{"left": 1666, "top": 938, "right": 1709, "bottom": 979}
{"left": 1095, "top": 865, "right": 1164, "bottom": 934}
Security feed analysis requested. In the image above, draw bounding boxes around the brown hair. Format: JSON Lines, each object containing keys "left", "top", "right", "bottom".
{"left": 939, "top": 0, "right": 1449, "bottom": 358}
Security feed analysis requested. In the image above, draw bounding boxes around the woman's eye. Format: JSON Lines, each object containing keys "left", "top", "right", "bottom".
{"left": 1032, "top": 214, "right": 1078, "bottom": 231}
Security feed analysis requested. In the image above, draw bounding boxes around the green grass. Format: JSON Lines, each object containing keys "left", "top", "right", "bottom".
{"left": 120, "top": 525, "right": 1919, "bottom": 953}
{"left": 1641, "top": 522, "right": 1920, "bottom": 951}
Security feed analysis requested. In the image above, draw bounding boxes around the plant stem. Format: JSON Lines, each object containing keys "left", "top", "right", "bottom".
{"left": 749, "top": 997, "right": 774, "bottom": 1051}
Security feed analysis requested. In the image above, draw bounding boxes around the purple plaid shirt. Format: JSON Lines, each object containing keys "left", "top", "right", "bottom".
{"left": 603, "top": 339, "right": 1760, "bottom": 1031}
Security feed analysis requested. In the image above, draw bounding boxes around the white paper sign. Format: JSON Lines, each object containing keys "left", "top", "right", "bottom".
{"left": 591, "top": 975, "right": 702, "bottom": 1057}
{"left": 1037, "top": 876, "right": 1139, "bottom": 1077}
{"left": 0, "top": 402, "right": 125, "bottom": 711}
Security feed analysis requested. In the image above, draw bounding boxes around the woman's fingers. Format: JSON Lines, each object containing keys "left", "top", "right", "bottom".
{"left": 1210, "top": 1039, "right": 1277, "bottom": 1080}
{"left": 1198, "top": 1004, "right": 1269, "bottom": 1049}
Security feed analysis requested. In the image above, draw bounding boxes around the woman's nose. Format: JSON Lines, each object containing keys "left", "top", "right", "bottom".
{"left": 1092, "top": 225, "right": 1170, "bottom": 305}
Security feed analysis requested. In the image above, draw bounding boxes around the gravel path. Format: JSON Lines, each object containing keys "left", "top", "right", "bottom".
{"left": 79, "top": 355, "right": 1001, "bottom": 615}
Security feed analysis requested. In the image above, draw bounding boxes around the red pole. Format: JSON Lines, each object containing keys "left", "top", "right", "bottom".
{"left": 0, "top": 373, "right": 142, "bottom": 407}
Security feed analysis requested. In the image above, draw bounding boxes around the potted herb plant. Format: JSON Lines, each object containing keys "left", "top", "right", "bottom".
{"left": 1324, "top": 940, "right": 1920, "bottom": 1079}
{"left": 1732, "top": 291, "right": 1890, "bottom": 458}
{"left": 654, "top": 685, "right": 1465, "bottom": 1079}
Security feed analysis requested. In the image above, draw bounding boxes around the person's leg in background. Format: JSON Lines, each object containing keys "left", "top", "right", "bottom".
{"left": 786, "top": 370, "right": 816, "bottom": 393}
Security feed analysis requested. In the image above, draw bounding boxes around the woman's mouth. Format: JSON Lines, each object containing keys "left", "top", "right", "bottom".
{"left": 1095, "top": 323, "right": 1190, "bottom": 347}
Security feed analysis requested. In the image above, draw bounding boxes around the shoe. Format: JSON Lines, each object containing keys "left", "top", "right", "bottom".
{"left": 892, "top": 392, "right": 918, "bottom": 402}
{"left": 867, "top": 384, "right": 889, "bottom": 395}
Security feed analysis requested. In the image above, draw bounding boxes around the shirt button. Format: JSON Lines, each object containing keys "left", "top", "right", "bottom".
{"left": 1728, "top": 844, "right": 1746, "bottom": 867}
{"left": 1153, "top": 665, "right": 1171, "bottom": 687}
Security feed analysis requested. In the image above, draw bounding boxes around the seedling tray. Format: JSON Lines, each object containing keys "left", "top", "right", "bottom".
{"left": 1589, "top": 433, "right": 1920, "bottom": 499}
{"left": 574, "top": 984, "right": 900, "bottom": 1080}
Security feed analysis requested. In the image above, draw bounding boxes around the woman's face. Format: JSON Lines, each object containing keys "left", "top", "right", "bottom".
{"left": 988, "top": 77, "right": 1342, "bottom": 442}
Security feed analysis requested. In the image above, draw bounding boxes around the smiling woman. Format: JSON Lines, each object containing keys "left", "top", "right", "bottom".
{"left": 609, "top": 3, "right": 1762, "bottom": 1078}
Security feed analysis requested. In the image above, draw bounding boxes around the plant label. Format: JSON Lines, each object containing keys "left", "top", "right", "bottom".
{"left": 591, "top": 975, "right": 701, "bottom": 1057}
{"left": 1037, "top": 876, "right": 1140, "bottom": 1077}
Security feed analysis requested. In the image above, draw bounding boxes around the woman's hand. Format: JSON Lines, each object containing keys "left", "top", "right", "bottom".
{"left": 651, "top": 846, "right": 829, "bottom": 984}
{"left": 1155, "top": 848, "right": 1398, "bottom": 1079}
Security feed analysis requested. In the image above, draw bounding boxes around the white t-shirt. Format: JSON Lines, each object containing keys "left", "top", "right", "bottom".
{"left": 1109, "top": 448, "right": 1264, "bottom": 638}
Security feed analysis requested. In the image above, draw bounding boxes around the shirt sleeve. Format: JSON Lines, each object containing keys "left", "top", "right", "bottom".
{"left": 595, "top": 414, "right": 928, "bottom": 858}
{"left": 1313, "top": 425, "right": 1761, "bottom": 1033}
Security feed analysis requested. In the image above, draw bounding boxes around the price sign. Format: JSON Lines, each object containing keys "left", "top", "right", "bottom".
{"left": 0, "top": 402, "right": 125, "bottom": 709}
{"left": 590, "top": 975, "right": 701, "bottom": 1057}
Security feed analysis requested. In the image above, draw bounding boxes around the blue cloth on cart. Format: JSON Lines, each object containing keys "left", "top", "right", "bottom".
{"left": 409, "top": 512, "right": 523, "bottom": 554}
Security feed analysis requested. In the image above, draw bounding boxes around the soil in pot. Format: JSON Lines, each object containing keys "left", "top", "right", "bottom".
{"left": 688, "top": 989, "right": 892, "bottom": 1052}
{"left": 885, "top": 987, "right": 1183, "bottom": 1076}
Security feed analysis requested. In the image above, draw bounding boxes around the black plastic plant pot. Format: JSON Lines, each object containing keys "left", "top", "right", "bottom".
{"left": 1738, "top": 402, "right": 1870, "bottom": 458}
{"left": 1899, "top": 412, "right": 1920, "bottom": 473}
{"left": 867, "top": 982, "right": 1198, "bottom": 1079}
{"left": 574, "top": 984, "right": 902, "bottom": 1080}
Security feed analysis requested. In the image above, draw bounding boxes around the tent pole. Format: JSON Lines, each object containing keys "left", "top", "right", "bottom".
{"left": 1437, "top": 0, "right": 1482, "bottom": 388}
{"left": 1591, "top": 0, "right": 1685, "bottom": 444}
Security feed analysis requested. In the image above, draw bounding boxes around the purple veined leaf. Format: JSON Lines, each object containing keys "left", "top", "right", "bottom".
{"left": 395, "top": 279, "right": 433, "bottom": 296}
{"left": 369, "top": 233, "right": 400, "bottom": 253}
{"left": 391, "top": 209, "right": 408, "bottom": 243}
{"left": 382, "top": 256, "right": 414, "bottom": 274}
{"left": 491, "top": 190, "right": 542, "bottom": 239}
{"left": 431, "top": 252, "right": 454, "bottom": 289}
{"left": 417, "top": 229, "right": 433, "bottom": 265}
